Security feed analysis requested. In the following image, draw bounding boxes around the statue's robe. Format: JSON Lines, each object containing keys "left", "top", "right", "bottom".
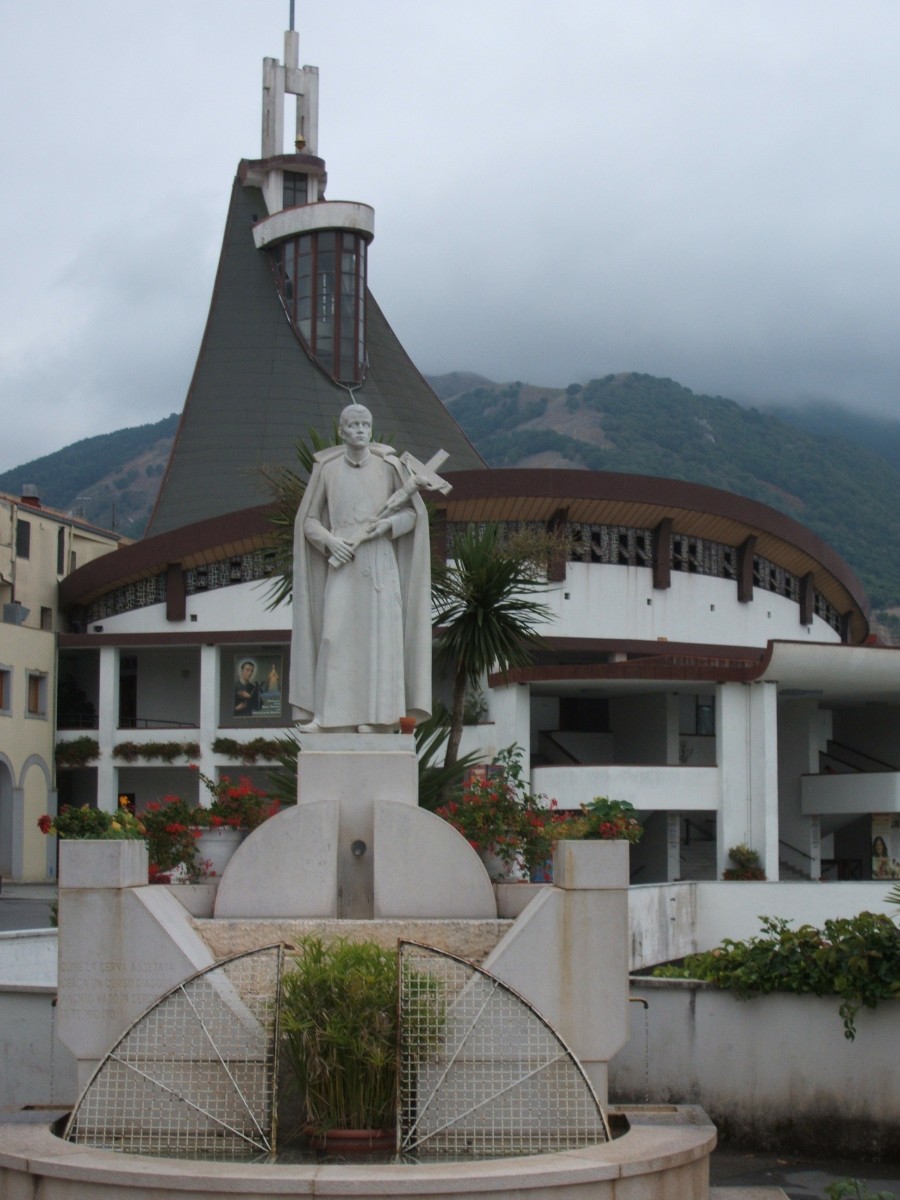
{"left": 289, "top": 444, "right": 432, "bottom": 728}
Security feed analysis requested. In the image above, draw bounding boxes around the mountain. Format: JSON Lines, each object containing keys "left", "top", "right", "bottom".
{"left": 0, "top": 414, "right": 179, "bottom": 537}
{"left": 3, "top": 379, "right": 900, "bottom": 635}
{"left": 442, "top": 373, "right": 900, "bottom": 622}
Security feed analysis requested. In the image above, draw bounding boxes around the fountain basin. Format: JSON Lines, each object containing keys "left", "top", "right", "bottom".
{"left": 0, "top": 1106, "right": 715, "bottom": 1199}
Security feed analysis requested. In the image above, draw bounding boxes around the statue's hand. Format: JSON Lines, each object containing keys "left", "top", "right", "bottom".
{"left": 369, "top": 518, "right": 392, "bottom": 538}
{"left": 326, "top": 535, "right": 354, "bottom": 564}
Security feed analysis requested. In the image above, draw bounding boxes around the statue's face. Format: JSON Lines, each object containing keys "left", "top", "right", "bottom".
{"left": 340, "top": 410, "right": 372, "bottom": 449}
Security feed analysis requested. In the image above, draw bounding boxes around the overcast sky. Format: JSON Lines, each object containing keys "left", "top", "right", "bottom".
{"left": 2, "top": 0, "right": 900, "bottom": 472}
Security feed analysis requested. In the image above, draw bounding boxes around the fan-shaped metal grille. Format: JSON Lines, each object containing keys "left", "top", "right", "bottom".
{"left": 398, "top": 941, "right": 610, "bottom": 1157}
{"left": 63, "top": 945, "right": 283, "bottom": 1160}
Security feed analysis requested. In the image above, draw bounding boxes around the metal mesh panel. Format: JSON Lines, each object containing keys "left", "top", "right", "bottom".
{"left": 398, "top": 942, "right": 610, "bottom": 1157}
{"left": 63, "top": 945, "right": 282, "bottom": 1160}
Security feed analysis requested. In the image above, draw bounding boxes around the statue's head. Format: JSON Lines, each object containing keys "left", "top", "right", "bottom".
{"left": 339, "top": 403, "right": 373, "bottom": 448}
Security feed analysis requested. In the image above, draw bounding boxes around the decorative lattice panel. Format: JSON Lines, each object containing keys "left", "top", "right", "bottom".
{"left": 398, "top": 941, "right": 610, "bottom": 1158}
{"left": 63, "top": 945, "right": 283, "bottom": 1160}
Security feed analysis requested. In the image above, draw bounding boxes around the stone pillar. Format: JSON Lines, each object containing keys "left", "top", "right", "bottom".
{"left": 482, "top": 839, "right": 629, "bottom": 1105}
{"left": 197, "top": 644, "right": 219, "bottom": 779}
{"left": 489, "top": 682, "right": 531, "bottom": 766}
{"left": 96, "top": 647, "right": 119, "bottom": 814}
{"left": 56, "top": 840, "right": 213, "bottom": 1089}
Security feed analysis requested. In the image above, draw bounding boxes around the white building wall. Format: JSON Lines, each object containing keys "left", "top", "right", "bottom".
{"left": 93, "top": 579, "right": 285, "bottom": 636}
{"left": 540, "top": 562, "right": 840, "bottom": 648}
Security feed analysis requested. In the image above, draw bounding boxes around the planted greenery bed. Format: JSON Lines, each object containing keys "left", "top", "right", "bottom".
{"left": 279, "top": 938, "right": 400, "bottom": 1139}
{"left": 653, "top": 913, "right": 900, "bottom": 1039}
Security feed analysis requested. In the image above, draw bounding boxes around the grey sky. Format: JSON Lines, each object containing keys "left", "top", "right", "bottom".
{"left": 2, "top": 0, "right": 900, "bottom": 472}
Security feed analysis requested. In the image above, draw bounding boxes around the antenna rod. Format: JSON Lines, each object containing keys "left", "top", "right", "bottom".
{"left": 289, "top": 1, "right": 295, "bottom": 32}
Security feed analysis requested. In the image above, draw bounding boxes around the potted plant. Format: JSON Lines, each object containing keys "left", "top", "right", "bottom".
{"left": 434, "top": 744, "right": 557, "bottom": 880}
{"left": 580, "top": 796, "right": 643, "bottom": 843}
{"left": 722, "top": 842, "right": 766, "bottom": 880}
{"left": 140, "top": 793, "right": 204, "bottom": 882}
{"left": 279, "top": 936, "right": 399, "bottom": 1150}
{"left": 38, "top": 796, "right": 146, "bottom": 841}
{"left": 190, "top": 767, "right": 280, "bottom": 875}
{"left": 37, "top": 797, "right": 148, "bottom": 889}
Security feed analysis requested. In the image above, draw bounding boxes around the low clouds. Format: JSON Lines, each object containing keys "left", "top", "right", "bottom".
{"left": 2, "top": 1, "right": 899, "bottom": 471}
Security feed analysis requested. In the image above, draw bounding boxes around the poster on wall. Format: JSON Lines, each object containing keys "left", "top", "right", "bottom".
{"left": 871, "top": 814, "right": 900, "bottom": 879}
{"left": 232, "top": 655, "right": 282, "bottom": 718}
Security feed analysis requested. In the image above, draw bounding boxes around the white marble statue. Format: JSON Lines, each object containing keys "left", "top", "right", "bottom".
{"left": 289, "top": 403, "right": 448, "bottom": 732}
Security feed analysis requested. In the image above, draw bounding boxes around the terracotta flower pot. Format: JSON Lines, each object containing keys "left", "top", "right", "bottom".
{"left": 308, "top": 1128, "right": 395, "bottom": 1154}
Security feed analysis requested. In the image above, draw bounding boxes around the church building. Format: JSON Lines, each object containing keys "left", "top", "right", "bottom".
{"left": 45, "top": 23, "right": 900, "bottom": 888}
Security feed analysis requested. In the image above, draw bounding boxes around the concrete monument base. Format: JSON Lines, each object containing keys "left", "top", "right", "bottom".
{"left": 0, "top": 1106, "right": 718, "bottom": 1199}
{"left": 214, "top": 735, "right": 497, "bottom": 920}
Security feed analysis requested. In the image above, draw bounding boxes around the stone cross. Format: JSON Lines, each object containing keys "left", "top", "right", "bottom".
{"left": 327, "top": 448, "right": 452, "bottom": 568}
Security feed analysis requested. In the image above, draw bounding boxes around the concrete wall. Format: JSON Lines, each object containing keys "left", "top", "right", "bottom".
{"left": 539, "top": 561, "right": 839, "bottom": 648}
{"left": 627, "top": 879, "right": 896, "bottom": 971}
{"left": 533, "top": 764, "right": 719, "bottom": 812}
{"left": 0, "top": 931, "right": 78, "bottom": 1112}
{"left": 611, "top": 980, "right": 899, "bottom": 1158}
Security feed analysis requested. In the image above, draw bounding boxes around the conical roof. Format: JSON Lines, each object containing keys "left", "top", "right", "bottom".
{"left": 148, "top": 175, "right": 483, "bottom": 536}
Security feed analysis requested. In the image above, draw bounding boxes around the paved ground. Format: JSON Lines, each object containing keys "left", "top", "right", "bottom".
{"left": 711, "top": 1147, "right": 900, "bottom": 1198}
{"left": 0, "top": 883, "right": 57, "bottom": 932}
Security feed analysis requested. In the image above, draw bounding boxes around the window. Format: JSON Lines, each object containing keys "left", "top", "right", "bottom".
{"left": 57, "top": 527, "right": 66, "bottom": 575}
{"left": 272, "top": 229, "right": 367, "bottom": 383}
{"left": 26, "top": 671, "right": 48, "bottom": 718}
{"left": 282, "top": 172, "right": 308, "bottom": 208}
{"left": 0, "top": 667, "right": 10, "bottom": 715}
{"left": 679, "top": 694, "right": 715, "bottom": 737}
{"left": 16, "top": 519, "right": 30, "bottom": 559}
{"left": 41, "top": 607, "right": 53, "bottom": 632}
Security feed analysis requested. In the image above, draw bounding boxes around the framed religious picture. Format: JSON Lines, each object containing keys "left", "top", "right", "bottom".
{"left": 232, "top": 654, "right": 284, "bottom": 719}
{"left": 871, "top": 814, "right": 900, "bottom": 879}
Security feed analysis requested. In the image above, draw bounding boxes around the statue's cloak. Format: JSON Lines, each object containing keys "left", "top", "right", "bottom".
{"left": 288, "top": 444, "right": 432, "bottom": 724}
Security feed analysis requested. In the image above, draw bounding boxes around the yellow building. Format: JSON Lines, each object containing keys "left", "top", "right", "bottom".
{"left": 0, "top": 488, "right": 121, "bottom": 882}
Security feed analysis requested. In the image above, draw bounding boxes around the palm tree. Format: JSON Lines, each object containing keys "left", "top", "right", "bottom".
{"left": 432, "top": 524, "right": 553, "bottom": 770}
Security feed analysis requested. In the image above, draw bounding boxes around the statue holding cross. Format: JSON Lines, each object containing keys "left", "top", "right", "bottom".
{"left": 289, "top": 403, "right": 451, "bottom": 733}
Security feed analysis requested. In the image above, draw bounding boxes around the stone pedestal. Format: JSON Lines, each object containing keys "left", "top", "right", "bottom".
{"left": 482, "top": 839, "right": 630, "bottom": 1106}
{"left": 214, "top": 734, "right": 496, "bottom": 920}
{"left": 56, "top": 841, "right": 214, "bottom": 1088}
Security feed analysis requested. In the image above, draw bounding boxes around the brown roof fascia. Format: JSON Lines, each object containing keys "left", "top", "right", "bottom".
{"left": 440, "top": 468, "right": 868, "bottom": 614}
{"left": 59, "top": 629, "right": 290, "bottom": 649}
{"left": 59, "top": 506, "right": 273, "bottom": 608}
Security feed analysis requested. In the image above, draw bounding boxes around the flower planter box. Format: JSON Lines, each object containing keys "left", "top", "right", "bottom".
{"left": 552, "top": 839, "right": 629, "bottom": 890}
{"left": 195, "top": 827, "right": 245, "bottom": 877}
{"left": 59, "top": 839, "right": 149, "bottom": 889}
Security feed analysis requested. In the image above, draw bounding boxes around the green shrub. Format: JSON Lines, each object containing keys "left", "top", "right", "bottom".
{"left": 280, "top": 938, "right": 399, "bottom": 1136}
{"left": 653, "top": 913, "right": 900, "bottom": 1039}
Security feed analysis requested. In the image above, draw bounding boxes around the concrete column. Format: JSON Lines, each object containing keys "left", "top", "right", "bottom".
{"left": 261, "top": 57, "right": 284, "bottom": 157}
{"left": 488, "top": 681, "right": 531, "bottom": 766}
{"left": 716, "top": 681, "right": 779, "bottom": 878}
{"left": 483, "top": 840, "right": 630, "bottom": 1106}
{"left": 198, "top": 644, "right": 219, "bottom": 779}
{"left": 9, "top": 785, "right": 25, "bottom": 879}
{"left": 96, "top": 647, "right": 119, "bottom": 814}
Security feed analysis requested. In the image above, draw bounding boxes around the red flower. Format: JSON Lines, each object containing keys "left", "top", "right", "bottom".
{"left": 37, "top": 814, "right": 53, "bottom": 834}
